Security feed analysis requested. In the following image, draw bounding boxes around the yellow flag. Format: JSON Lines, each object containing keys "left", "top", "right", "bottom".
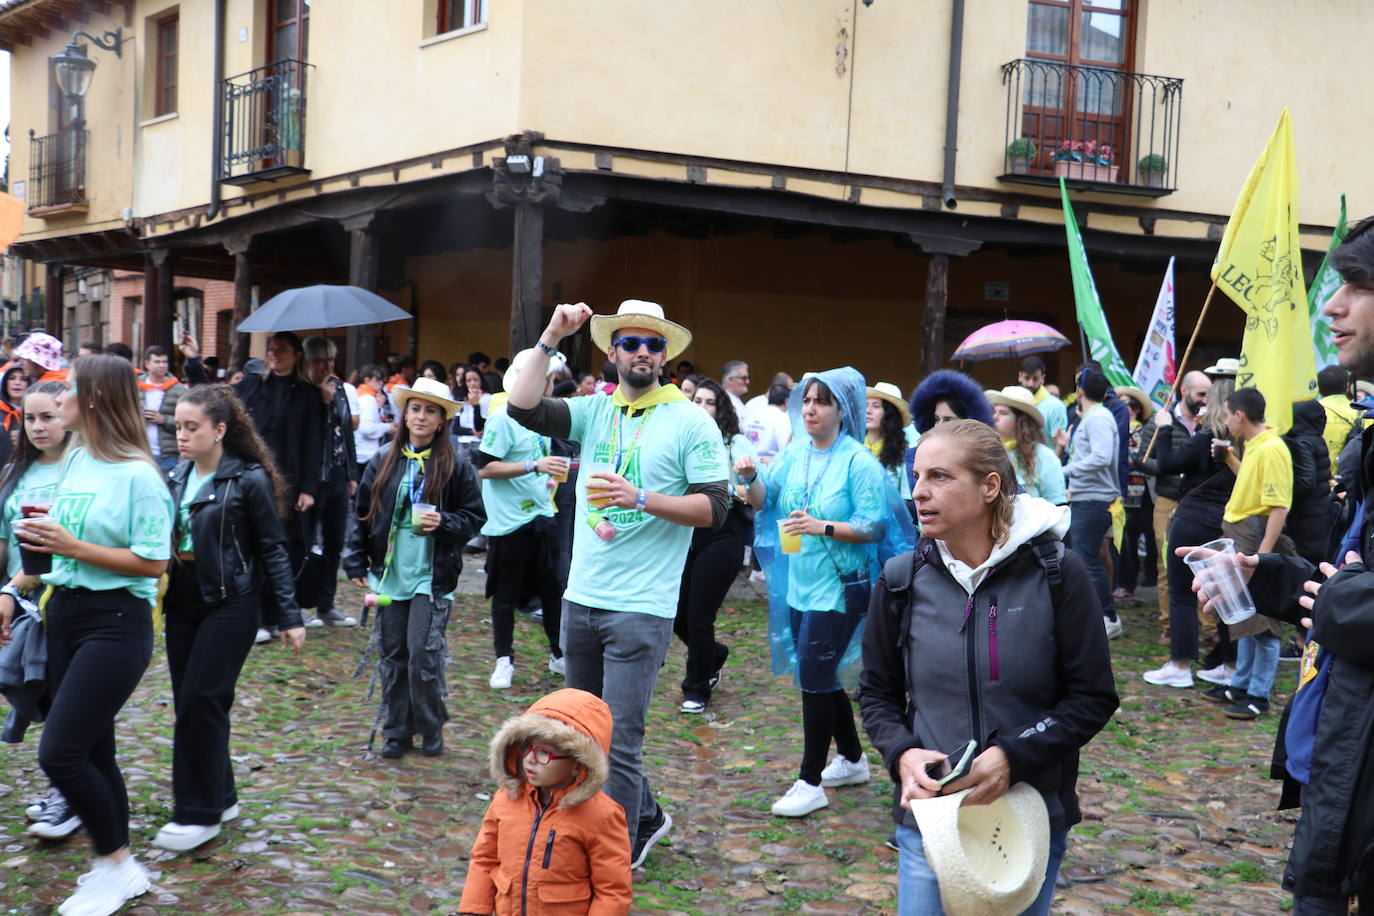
{"left": 1210, "top": 109, "right": 1315, "bottom": 433}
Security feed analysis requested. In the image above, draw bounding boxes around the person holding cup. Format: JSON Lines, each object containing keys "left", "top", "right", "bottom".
{"left": 475, "top": 349, "right": 569, "bottom": 691}
{"left": 740, "top": 367, "right": 914, "bottom": 817}
{"left": 344, "top": 377, "right": 484, "bottom": 760}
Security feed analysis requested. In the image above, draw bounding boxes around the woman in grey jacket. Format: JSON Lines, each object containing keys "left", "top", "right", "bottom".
{"left": 859, "top": 420, "right": 1118, "bottom": 916}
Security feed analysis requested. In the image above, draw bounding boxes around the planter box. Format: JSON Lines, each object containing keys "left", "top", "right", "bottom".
{"left": 1054, "top": 161, "right": 1119, "bottom": 184}
{"left": 1142, "top": 170, "right": 1167, "bottom": 188}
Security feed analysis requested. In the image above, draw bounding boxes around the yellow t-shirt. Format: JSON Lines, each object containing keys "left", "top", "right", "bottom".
{"left": 1222, "top": 427, "right": 1292, "bottom": 523}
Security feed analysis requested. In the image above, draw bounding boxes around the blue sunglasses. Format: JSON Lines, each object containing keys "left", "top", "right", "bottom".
{"left": 613, "top": 336, "right": 668, "bottom": 354}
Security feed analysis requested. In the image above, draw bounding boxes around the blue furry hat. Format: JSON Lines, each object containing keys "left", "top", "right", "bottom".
{"left": 910, "top": 370, "right": 995, "bottom": 433}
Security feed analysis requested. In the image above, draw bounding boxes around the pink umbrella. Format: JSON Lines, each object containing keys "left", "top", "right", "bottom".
{"left": 951, "top": 320, "right": 1072, "bottom": 362}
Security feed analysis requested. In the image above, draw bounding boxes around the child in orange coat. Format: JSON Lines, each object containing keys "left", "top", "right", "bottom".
{"left": 459, "top": 688, "right": 633, "bottom": 916}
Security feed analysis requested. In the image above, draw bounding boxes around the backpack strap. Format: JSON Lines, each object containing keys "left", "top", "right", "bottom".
{"left": 884, "top": 540, "right": 932, "bottom": 649}
{"left": 1029, "top": 531, "right": 1067, "bottom": 609}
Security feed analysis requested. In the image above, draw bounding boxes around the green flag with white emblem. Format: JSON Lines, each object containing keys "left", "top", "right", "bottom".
{"left": 1059, "top": 178, "right": 1134, "bottom": 388}
{"left": 1308, "top": 195, "right": 1348, "bottom": 370}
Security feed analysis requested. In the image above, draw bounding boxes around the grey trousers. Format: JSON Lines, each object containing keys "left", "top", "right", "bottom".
{"left": 377, "top": 595, "right": 452, "bottom": 739}
{"left": 561, "top": 600, "right": 674, "bottom": 846}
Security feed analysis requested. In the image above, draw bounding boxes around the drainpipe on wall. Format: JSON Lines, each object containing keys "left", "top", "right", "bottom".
{"left": 206, "top": 0, "right": 226, "bottom": 220}
{"left": 941, "top": 0, "right": 965, "bottom": 209}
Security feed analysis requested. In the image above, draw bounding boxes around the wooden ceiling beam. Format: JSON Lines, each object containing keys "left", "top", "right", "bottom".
{"left": 11, "top": 12, "right": 51, "bottom": 39}
{"left": 0, "top": 24, "right": 33, "bottom": 46}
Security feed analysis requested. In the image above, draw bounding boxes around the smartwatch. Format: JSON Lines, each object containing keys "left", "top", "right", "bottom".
{"left": 823, "top": 523, "right": 835, "bottom": 538}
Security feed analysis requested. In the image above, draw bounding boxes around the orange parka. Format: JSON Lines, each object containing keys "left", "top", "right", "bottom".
{"left": 458, "top": 688, "right": 632, "bottom": 916}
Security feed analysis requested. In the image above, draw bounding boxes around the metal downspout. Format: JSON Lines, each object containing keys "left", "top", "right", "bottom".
{"left": 941, "top": 0, "right": 965, "bottom": 209}
{"left": 207, "top": 0, "right": 226, "bottom": 219}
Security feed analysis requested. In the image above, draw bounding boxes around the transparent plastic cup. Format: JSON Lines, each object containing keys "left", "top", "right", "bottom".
{"left": 1182, "top": 537, "right": 1257, "bottom": 625}
{"left": 411, "top": 502, "right": 436, "bottom": 534}
{"left": 777, "top": 519, "right": 803, "bottom": 555}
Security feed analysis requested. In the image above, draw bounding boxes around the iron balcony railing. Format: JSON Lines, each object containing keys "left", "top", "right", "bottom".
{"left": 27, "top": 126, "right": 88, "bottom": 210}
{"left": 999, "top": 58, "right": 1183, "bottom": 196}
{"left": 220, "top": 58, "right": 311, "bottom": 184}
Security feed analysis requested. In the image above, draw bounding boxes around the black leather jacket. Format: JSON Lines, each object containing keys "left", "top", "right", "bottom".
{"left": 166, "top": 454, "right": 302, "bottom": 629}
{"left": 343, "top": 448, "right": 485, "bottom": 599}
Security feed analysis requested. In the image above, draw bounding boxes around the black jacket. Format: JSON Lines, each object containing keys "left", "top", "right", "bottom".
{"left": 343, "top": 448, "right": 485, "bottom": 599}
{"left": 1247, "top": 416, "right": 1374, "bottom": 901}
{"left": 233, "top": 372, "right": 324, "bottom": 500}
{"left": 321, "top": 379, "right": 359, "bottom": 486}
{"left": 1283, "top": 400, "right": 1335, "bottom": 564}
{"left": 166, "top": 454, "right": 302, "bottom": 630}
{"left": 858, "top": 533, "right": 1118, "bottom": 832}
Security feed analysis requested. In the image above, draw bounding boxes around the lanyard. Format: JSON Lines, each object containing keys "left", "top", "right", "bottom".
{"left": 800, "top": 443, "right": 836, "bottom": 512}
{"left": 609, "top": 406, "right": 655, "bottom": 474}
{"left": 404, "top": 457, "right": 425, "bottom": 504}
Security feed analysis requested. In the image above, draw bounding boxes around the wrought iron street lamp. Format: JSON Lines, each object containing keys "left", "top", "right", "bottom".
{"left": 49, "top": 29, "right": 124, "bottom": 100}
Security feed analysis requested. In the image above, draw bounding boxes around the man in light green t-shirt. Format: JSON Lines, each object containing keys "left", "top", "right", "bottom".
{"left": 507, "top": 300, "right": 729, "bottom": 870}
{"left": 476, "top": 355, "right": 569, "bottom": 691}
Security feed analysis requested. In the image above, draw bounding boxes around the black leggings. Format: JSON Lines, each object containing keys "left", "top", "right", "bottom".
{"left": 673, "top": 508, "right": 750, "bottom": 702}
{"left": 487, "top": 516, "right": 563, "bottom": 660}
{"left": 165, "top": 567, "right": 259, "bottom": 825}
{"left": 800, "top": 690, "right": 862, "bottom": 786}
{"left": 39, "top": 588, "right": 154, "bottom": 855}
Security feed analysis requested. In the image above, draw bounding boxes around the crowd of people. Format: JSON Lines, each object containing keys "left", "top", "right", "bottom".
{"left": 1, "top": 214, "right": 1373, "bottom": 913}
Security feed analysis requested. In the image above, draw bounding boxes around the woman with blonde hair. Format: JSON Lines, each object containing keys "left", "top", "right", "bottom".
{"left": 987, "top": 386, "right": 1066, "bottom": 505}
{"left": 859, "top": 419, "right": 1117, "bottom": 915}
{"left": 0, "top": 354, "right": 174, "bottom": 915}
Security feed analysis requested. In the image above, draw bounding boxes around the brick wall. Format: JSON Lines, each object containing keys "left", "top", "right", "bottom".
{"left": 84, "top": 270, "right": 236, "bottom": 369}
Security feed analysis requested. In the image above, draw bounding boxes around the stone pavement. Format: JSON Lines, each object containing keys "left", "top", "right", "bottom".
{"left": 0, "top": 577, "right": 1302, "bottom": 914}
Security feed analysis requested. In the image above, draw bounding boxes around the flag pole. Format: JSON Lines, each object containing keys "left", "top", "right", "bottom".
{"left": 1142, "top": 278, "right": 1221, "bottom": 461}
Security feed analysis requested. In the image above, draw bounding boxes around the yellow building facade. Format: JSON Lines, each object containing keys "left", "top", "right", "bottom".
{"left": 2, "top": 0, "right": 1366, "bottom": 391}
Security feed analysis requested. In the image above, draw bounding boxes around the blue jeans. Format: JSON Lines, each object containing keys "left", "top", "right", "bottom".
{"left": 1231, "top": 633, "right": 1280, "bottom": 699}
{"left": 562, "top": 601, "right": 674, "bottom": 847}
{"left": 1069, "top": 500, "right": 1115, "bottom": 617}
{"left": 897, "top": 822, "right": 1068, "bottom": 916}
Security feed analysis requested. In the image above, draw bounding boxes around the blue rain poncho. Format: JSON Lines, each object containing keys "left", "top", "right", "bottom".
{"left": 754, "top": 367, "right": 916, "bottom": 691}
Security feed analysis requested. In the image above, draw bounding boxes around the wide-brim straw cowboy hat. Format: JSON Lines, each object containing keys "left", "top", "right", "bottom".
{"left": 983, "top": 385, "right": 1044, "bottom": 429}
{"left": 393, "top": 377, "right": 462, "bottom": 420}
{"left": 589, "top": 300, "right": 693, "bottom": 361}
{"left": 866, "top": 381, "right": 912, "bottom": 426}
{"left": 503, "top": 347, "right": 568, "bottom": 394}
{"left": 910, "top": 783, "right": 1050, "bottom": 916}
{"left": 1112, "top": 385, "right": 1155, "bottom": 421}
{"left": 1204, "top": 357, "right": 1240, "bottom": 377}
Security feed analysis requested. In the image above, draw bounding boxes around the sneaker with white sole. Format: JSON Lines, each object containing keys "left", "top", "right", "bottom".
{"left": 680, "top": 699, "right": 707, "bottom": 714}
{"left": 253, "top": 627, "right": 271, "bottom": 645}
{"left": 58, "top": 855, "right": 150, "bottom": 916}
{"left": 220, "top": 803, "right": 240, "bottom": 823}
{"left": 771, "top": 780, "right": 828, "bottom": 817}
{"left": 152, "top": 821, "right": 221, "bottom": 853}
{"left": 318, "top": 607, "right": 358, "bottom": 628}
{"left": 1142, "top": 663, "right": 1194, "bottom": 689}
{"left": 820, "top": 754, "right": 871, "bottom": 787}
{"left": 27, "top": 794, "right": 82, "bottom": 840}
{"left": 25, "top": 786, "right": 62, "bottom": 822}
{"left": 548, "top": 655, "right": 566, "bottom": 677}
{"left": 630, "top": 806, "right": 673, "bottom": 869}
{"left": 489, "top": 656, "right": 514, "bottom": 690}
{"left": 1103, "top": 616, "right": 1124, "bottom": 640}
{"left": 1197, "top": 664, "right": 1235, "bottom": 686}
{"left": 301, "top": 612, "right": 324, "bottom": 629}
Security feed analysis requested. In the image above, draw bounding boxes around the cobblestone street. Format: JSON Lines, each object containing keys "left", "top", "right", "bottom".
{"left": 0, "top": 578, "right": 1300, "bottom": 915}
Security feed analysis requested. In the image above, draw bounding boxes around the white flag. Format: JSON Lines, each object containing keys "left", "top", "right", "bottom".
{"left": 1133, "top": 257, "right": 1177, "bottom": 408}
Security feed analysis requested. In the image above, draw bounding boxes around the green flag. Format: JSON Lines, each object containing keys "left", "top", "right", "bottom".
{"left": 1059, "top": 178, "right": 1134, "bottom": 389}
{"left": 1308, "top": 195, "right": 1348, "bottom": 370}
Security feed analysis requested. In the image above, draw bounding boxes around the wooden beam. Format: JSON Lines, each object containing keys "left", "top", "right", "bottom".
{"left": 0, "top": 24, "right": 34, "bottom": 45}
{"left": 921, "top": 253, "right": 950, "bottom": 378}
{"left": 226, "top": 238, "right": 252, "bottom": 369}
{"left": 45, "top": 264, "right": 64, "bottom": 337}
{"left": 509, "top": 200, "right": 543, "bottom": 356}
{"left": 12, "top": 11, "right": 50, "bottom": 39}
{"left": 81, "top": 0, "right": 111, "bottom": 16}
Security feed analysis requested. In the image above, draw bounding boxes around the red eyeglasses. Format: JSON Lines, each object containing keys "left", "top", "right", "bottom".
{"left": 523, "top": 744, "right": 572, "bottom": 765}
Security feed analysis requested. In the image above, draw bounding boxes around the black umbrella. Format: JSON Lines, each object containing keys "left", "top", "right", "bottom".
{"left": 235, "top": 284, "right": 411, "bottom": 333}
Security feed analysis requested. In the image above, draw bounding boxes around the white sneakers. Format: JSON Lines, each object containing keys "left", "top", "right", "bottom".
{"left": 489, "top": 656, "right": 514, "bottom": 689}
{"left": 771, "top": 780, "right": 828, "bottom": 817}
{"left": 1197, "top": 664, "right": 1235, "bottom": 686}
{"left": 680, "top": 699, "right": 707, "bottom": 714}
{"left": 253, "top": 627, "right": 272, "bottom": 645}
{"left": 1142, "top": 663, "right": 1195, "bottom": 689}
{"left": 152, "top": 821, "right": 221, "bottom": 852}
{"left": 548, "top": 655, "right": 566, "bottom": 677}
{"left": 820, "top": 754, "right": 871, "bottom": 787}
{"left": 59, "top": 856, "right": 150, "bottom": 916}
{"left": 1103, "top": 616, "right": 1124, "bottom": 640}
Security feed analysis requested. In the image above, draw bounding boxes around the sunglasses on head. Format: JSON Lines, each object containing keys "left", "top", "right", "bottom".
{"left": 523, "top": 743, "right": 572, "bottom": 765}
{"left": 613, "top": 336, "right": 668, "bottom": 354}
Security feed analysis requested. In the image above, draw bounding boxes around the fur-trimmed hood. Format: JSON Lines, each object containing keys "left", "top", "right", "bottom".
{"left": 910, "top": 370, "right": 995, "bottom": 433}
{"left": 489, "top": 688, "right": 612, "bottom": 809}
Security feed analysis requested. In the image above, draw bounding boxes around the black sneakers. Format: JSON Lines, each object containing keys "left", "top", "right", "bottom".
{"left": 1202, "top": 685, "right": 1240, "bottom": 704}
{"left": 1224, "top": 696, "right": 1270, "bottom": 719}
{"left": 630, "top": 806, "right": 673, "bottom": 870}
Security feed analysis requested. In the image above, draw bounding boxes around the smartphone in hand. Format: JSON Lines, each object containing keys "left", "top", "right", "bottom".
{"left": 924, "top": 739, "right": 978, "bottom": 792}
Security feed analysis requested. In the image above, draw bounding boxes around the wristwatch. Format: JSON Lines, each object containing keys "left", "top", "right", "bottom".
{"left": 823, "top": 523, "right": 835, "bottom": 538}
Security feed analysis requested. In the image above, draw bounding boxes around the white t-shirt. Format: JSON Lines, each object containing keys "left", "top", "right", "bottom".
{"left": 354, "top": 388, "right": 390, "bottom": 464}
{"left": 743, "top": 393, "right": 769, "bottom": 417}
{"left": 143, "top": 387, "right": 167, "bottom": 457}
{"left": 727, "top": 390, "right": 747, "bottom": 416}
{"left": 743, "top": 404, "right": 792, "bottom": 462}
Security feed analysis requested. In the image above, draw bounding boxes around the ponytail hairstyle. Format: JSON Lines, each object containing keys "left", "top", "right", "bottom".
{"left": 920, "top": 419, "right": 1018, "bottom": 545}
{"left": 179, "top": 384, "right": 290, "bottom": 514}
{"left": 366, "top": 397, "right": 457, "bottom": 525}
{"left": 68, "top": 354, "right": 157, "bottom": 467}
{"left": 0, "top": 381, "right": 71, "bottom": 502}
{"left": 875, "top": 400, "right": 907, "bottom": 471}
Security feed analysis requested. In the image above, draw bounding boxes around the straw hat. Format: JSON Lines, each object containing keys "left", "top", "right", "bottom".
{"left": 910, "top": 783, "right": 1050, "bottom": 916}
{"left": 866, "top": 381, "right": 912, "bottom": 425}
{"left": 589, "top": 300, "right": 692, "bottom": 361}
{"left": 393, "top": 377, "right": 461, "bottom": 420}
{"left": 983, "top": 386, "right": 1044, "bottom": 428}
{"left": 1203, "top": 357, "right": 1239, "bottom": 377}
{"left": 1112, "top": 385, "right": 1155, "bottom": 421}
{"left": 502, "top": 347, "right": 568, "bottom": 394}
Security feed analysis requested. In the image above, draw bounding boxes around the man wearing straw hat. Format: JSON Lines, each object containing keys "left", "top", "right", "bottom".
{"left": 506, "top": 300, "right": 730, "bottom": 869}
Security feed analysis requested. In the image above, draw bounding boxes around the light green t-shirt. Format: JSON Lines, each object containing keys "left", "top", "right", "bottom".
{"left": 478, "top": 410, "right": 555, "bottom": 537}
{"left": 0, "top": 461, "right": 61, "bottom": 580}
{"left": 366, "top": 464, "right": 453, "bottom": 601}
{"left": 762, "top": 436, "right": 886, "bottom": 612}
{"left": 176, "top": 467, "right": 211, "bottom": 553}
{"left": 43, "top": 448, "right": 173, "bottom": 602}
{"left": 562, "top": 394, "right": 729, "bottom": 617}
